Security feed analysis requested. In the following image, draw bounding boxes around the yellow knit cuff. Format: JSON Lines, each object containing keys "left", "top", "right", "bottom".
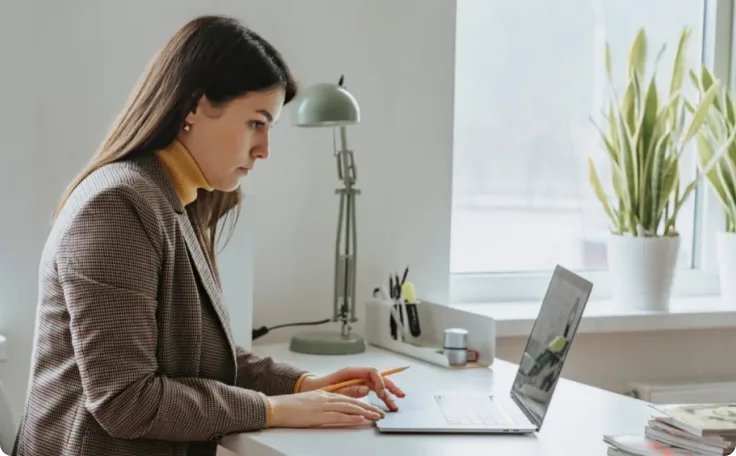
{"left": 258, "top": 392, "right": 273, "bottom": 429}
{"left": 294, "top": 372, "right": 316, "bottom": 393}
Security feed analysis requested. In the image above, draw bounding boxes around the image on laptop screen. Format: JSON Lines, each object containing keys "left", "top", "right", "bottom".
{"left": 510, "top": 265, "right": 592, "bottom": 428}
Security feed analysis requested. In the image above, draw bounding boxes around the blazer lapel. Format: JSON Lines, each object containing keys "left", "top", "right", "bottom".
{"left": 132, "top": 153, "right": 237, "bottom": 368}
{"left": 177, "top": 212, "right": 237, "bottom": 364}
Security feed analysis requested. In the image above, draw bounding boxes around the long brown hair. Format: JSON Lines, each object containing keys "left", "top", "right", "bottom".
{"left": 54, "top": 15, "right": 297, "bottom": 276}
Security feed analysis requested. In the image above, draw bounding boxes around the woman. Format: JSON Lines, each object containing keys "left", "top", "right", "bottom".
{"left": 13, "top": 15, "right": 403, "bottom": 456}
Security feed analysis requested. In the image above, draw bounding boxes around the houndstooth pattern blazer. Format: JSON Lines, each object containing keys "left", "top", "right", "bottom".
{"left": 13, "top": 153, "right": 308, "bottom": 456}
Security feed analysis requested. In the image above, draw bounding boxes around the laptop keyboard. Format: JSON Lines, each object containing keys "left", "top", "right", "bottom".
{"left": 434, "top": 395, "right": 511, "bottom": 426}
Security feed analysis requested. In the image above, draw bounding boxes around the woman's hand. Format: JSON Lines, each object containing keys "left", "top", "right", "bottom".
{"left": 298, "top": 367, "right": 406, "bottom": 411}
{"left": 268, "top": 390, "right": 385, "bottom": 428}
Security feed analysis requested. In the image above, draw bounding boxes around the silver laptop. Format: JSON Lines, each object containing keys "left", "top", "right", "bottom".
{"left": 373, "top": 265, "right": 593, "bottom": 434}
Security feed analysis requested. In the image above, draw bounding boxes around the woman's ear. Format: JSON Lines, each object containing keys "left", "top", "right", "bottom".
{"left": 185, "top": 95, "right": 206, "bottom": 126}
{"left": 191, "top": 94, "right": 224, "bottom": 122}
{"left": 188, "top": 94, "right": 216, "bottom": 125}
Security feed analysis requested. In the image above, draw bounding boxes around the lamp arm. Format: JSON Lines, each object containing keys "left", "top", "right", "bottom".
{"left": 349, "top": 181, "right": 358, "bottom": 323}
{"left": 333, "top": 126, "right": 360, "bottom": 335}
{"left": 338, "top": 126, "right": 356, "bottom": 185}
{"left": 334, "top": 187, "right": 345, "bottom": 322}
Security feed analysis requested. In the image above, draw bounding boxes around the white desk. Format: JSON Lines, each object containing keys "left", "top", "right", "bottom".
{"left": 222, "top": 343, "right": 652, "bottom": 456}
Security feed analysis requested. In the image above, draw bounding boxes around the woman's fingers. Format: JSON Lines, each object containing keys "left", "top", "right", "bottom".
{"left": 362, "top": 377, "right": 401, "bottom": 411}
{"left": 368, "top": 368, "right": 388, "bottom": 399}
{"left": 317, "top": 411, "right": 367, "bottom": 426}
{"left": 325, "top": 393, "right": 385, "bottom": 417}
{"left": 325, "top": 400, "right": 383, "bottom": 420}
{"left": 384, "top": 378, "right": 405, "bottom": 398}
{"left": 336, "top": 385, "right": 371, "bottom": 398}
{"left": 381, "top": 393, "right": 398, "bottom": 412}
{"left": 332, "top": 381, "right": 403, "bottom": 412}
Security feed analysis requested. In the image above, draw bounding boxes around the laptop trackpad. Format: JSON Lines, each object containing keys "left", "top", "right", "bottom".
{"left": 367, "top": 393, "right": 430, "bottom": 413}
{"left": 369, "top": 393, "right": 448, "bottom": 431}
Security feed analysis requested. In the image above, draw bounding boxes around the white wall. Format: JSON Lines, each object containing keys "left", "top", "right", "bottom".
{"left": 0, "top": 0, "right": 455, "bottom": 420}
{"left": 0, "top": 0, "right": 43, "bottom": 425}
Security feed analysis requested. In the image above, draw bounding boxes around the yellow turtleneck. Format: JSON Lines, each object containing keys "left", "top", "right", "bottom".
{"left": 156, "top": 139, "right": 213, "bottom": 206}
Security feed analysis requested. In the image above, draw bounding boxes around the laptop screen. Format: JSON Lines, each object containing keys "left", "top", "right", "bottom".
{"left": 509, "top": 265, "right": 593, "bottom": 429}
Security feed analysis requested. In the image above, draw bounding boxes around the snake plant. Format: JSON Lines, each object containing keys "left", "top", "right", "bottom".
{"left": 693, "top": 66, "right": 736, "bottom": 233}
{"left": 588, "top": 27, "right": 725, "bottom": 237}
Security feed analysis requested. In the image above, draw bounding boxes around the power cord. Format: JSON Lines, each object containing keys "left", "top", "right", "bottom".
{"left": 251, "top": 318, "right": 331, "bottom": 341}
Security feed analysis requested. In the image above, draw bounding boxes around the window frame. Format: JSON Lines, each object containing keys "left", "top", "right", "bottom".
{"left": 449, "top": 0, "right": 734, "bottom": 304}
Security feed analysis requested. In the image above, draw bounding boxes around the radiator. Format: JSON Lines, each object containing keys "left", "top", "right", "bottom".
{"left": 628, "top": 380, "right": 736, "bottom": 404}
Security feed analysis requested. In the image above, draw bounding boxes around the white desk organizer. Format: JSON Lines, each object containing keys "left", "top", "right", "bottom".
{"left": 364, "top": 298, "right": 495, "bottom": 369}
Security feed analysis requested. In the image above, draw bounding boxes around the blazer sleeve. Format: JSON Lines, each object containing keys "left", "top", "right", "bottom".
{"left": 235, "top": 347, "right": 313, "bottom": 395}
{"left": 57, "top": 185, "right": 269, "bottom": 442}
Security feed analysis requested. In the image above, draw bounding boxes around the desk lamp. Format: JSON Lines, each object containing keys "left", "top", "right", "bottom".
{"left": 289, "top": 76, "right": 366, "bottom": 355}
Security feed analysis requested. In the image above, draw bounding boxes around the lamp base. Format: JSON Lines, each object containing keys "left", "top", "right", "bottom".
{"left": 289, "top": 330, "right": 366, "bottom": 355}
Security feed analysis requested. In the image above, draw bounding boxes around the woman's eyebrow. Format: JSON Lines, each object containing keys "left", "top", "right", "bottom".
{"left": 256, "top": 109, "right": 273, "bottom": 122}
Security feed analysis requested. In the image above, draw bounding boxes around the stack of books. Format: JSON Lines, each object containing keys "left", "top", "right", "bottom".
{"left": 603, "top": 403, "right": 736, "bottom": 456}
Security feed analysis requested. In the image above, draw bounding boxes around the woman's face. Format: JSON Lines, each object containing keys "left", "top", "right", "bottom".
{"left": 180, "top": 86, "right": 286, "bottom": 191}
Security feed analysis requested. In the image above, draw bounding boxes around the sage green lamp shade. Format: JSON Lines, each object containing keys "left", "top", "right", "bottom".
{"left": 292, "top": 82, "right": 360, "bottom": 127}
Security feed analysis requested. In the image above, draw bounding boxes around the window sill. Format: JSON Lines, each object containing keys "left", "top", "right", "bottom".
{"left": 452, "top": 295, "right": 735, "bottom": 338}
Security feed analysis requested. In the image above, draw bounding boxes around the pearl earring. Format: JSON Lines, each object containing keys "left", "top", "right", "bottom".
{"left": 183, "top": 123, "right": 191, "bottom": 132}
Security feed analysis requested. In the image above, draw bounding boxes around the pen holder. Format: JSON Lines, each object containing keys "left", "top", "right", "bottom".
{"left": 389, "top": 300, "right": 422, "bottom": 343}
{"left": 364, "top": 298, "right": 495, "bottom": 369}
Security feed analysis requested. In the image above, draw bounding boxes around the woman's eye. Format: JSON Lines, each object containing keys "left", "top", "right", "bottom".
{"left": 250, "top": 120, "right": 266, "bottom": 130}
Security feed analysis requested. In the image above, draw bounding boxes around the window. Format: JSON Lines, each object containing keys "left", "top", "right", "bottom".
{"left": 450, "top": 0, "right": 732, "bottom": 302}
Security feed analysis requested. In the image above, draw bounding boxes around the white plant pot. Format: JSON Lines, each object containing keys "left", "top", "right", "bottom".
{"left": 716, "top": 231, "right": 736, "bottom": 306}
{"left": 607, "top": 235, "right": 680, "bottom": 311}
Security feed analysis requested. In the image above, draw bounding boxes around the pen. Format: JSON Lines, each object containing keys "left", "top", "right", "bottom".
{"left": 390, "top": 304, "right": 410, "bottom": 341}
{"left": 394, "top": 272, "right": 410, "bottom": 340}
{"left": 319, "top": 366, "right": 410, "bottom": 392}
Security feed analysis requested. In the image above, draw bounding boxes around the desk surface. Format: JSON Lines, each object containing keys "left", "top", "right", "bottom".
{"left": 222, "top": 343, "right": 651, "bottom": 456}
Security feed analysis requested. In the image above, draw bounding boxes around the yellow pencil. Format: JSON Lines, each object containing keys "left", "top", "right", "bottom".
{"left": 320, "top": 366, "right": 410, "bottom": 392}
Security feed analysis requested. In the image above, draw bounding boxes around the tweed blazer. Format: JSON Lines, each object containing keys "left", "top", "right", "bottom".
{"left": 13, "top": 153, "right": 308, "bottom": 456}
